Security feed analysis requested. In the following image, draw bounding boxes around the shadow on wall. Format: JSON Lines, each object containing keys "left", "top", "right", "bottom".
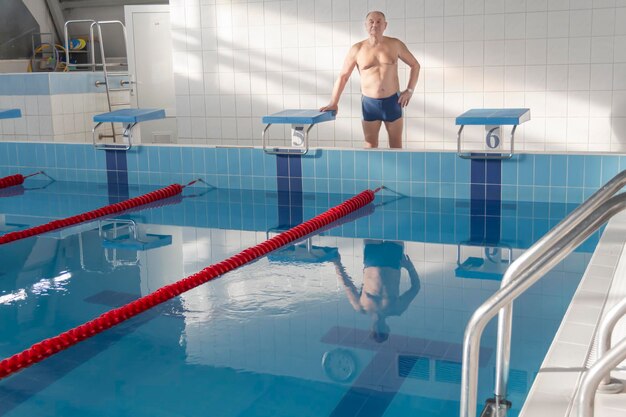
{"left": 0, "top": 0, "right": 40, "bottom": 59}
{"left": 613, "top": 95, "right": 625, "bottom": 148}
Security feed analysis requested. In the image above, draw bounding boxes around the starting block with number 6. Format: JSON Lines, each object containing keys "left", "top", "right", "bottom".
{"left": 455, "top": 108, "right": 530, "bottom": 160}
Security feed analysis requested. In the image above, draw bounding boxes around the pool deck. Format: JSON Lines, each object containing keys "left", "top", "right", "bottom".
{"left": 520, "top": 212, "right": 626, "bottom": 417}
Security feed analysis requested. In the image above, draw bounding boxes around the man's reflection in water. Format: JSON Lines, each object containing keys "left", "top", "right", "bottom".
{"left": 333, "top": 240, "right": 420, "bottom": 343}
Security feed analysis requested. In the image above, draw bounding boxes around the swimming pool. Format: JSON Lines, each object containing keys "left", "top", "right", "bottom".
{"left": 0, "top": 178, "right": 597, "bottom": 417}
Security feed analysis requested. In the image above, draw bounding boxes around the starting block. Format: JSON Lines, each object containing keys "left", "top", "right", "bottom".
{"left": 0, "top": 109, "right": 22, "bottom": 119}
{"left": 455, "top": 108, "right": 530, "bottom": 160}
{"left": 262, "top": 109, "right": 336, "bottom": 155}
{"left": 93, "top": 108, "right": 165, "bottom": 150}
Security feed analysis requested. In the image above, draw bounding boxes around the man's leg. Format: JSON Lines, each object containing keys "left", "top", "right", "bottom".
{"left": 384, "top": 118, "right": 403, "bottom": 148}
{"left": 362, "top": 120, "right": 382, "bottom": 148}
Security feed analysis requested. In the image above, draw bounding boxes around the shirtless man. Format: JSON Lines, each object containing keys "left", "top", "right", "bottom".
{"left": 320, "top": 11, "right": 420, "bottom": 148}
{"left": 332, "top": 241, "right": 420, "bottom": 343}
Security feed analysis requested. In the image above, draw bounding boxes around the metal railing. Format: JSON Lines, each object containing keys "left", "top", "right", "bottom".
{"left": 64, "top": 19, "right": 97, "bottom": 71}
{"left": 460, "top": 169, "right": 626, "bottom": 417}
{"left": 577, "top": 298, "right": 626, "bottom": 417}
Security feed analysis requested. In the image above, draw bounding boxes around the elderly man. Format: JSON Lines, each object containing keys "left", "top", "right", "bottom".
{"left": 320, "top": 11, "right": 420, "bottom": 148}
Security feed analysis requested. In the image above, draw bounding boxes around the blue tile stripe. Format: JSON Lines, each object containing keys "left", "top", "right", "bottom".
{"left": 0, "top": 143, "right": 623, "bottom": 206}
{"left": 470, "top": 158, "right": 502, "bottom": 244}
{"left": 276, "top": 154, "right": 303, "bottom": 227}
{"left": 105, "top": 150, "right": 129, "bottom": 203}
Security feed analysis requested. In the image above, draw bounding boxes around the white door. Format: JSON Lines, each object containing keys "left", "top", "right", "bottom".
{"left": 125, "top": 5, "right": 177, "bottom": 143}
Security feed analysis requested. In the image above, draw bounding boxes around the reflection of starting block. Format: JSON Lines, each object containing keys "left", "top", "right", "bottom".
{"left": 97, "top": 219, "right": 172, "bottom": 268}
{"left": 266, "top": 227, "right": 338, "bottom": 263}
{"left": 455, "top": 242, "right": 512, "bottom": 281}
{"left": 456, "top": 108, "right": 530, "bottom": 160}
{"left": 0, "top": 109, "right": 21, "bottom": 119}
{"left": 93, "top": 108, "right": 165, "bottom": 150}
{"left": 0, "top": 217, "right": 28, "bottom": 233}
{"left": 269, "top": 241, "right": 339, "bottom": 263}
{"left": 262, "top": 109, "right": 336, "bottom": 155}
{"left": 99, "top": 219, "right": 172, "bottom": 251}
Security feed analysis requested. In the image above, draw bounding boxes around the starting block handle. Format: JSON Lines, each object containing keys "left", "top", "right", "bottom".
{"left": 92, "top": 121, "right": 135, "bottom": 150}
{"left": 456, "top": 125, "right": 517, "bottom": 160}
{"left": 261, "top": 109, "right": 335, "bottom": 155}
{"left": 262, "top": 123, "right": 313, "bottom": 155}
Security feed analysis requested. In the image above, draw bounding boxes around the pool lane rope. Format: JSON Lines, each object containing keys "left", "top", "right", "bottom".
{"left": 0, "top": 188, "right": 378, "bottom": 380}
{"left": 0, "top": 171, "right": 47, "bottom": 190}
{"left": 0, "top": 181, "right": 199, "bottom": 245}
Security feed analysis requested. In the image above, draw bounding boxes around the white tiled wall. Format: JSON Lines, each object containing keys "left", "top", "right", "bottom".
{"left": 170, "top": 0, "right": 626, "bottom": 152}
{"left": 0, "top": 92, "right": 125, "bottom": 143}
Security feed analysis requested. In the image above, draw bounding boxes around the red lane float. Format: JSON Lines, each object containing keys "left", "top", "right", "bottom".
{"left": 0, "top": 188, "right": 377, "bottom": 380}
{"left": 0, "top": 174, "right": 25, "bottom": 189}
{"left": 0, "top": 184, "right": 183, "bottom": 245}
{"left": 0, "top": 171, "right": 47, "bottom": 190}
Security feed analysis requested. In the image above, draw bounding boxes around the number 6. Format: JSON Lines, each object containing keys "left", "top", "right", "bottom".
{"left": 486, "top": 127, "right": 500, "bottom": 149}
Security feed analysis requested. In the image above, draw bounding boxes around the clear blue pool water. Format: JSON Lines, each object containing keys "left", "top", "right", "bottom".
{"left": 0, "top": 181, "right": 598, "bottom": 417}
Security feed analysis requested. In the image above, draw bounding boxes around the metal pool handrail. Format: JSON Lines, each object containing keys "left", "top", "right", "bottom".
{"left": 461, "top": 169, "right": 626, "bottom": 417}
{"left": 577, "top": 297, "right": 626, "bottom": 417}
{"left": 596, "top": 297, "right": 626, "bottom": 387}
{"left": 578, "top": 334, "right": 626, "bottom": 417}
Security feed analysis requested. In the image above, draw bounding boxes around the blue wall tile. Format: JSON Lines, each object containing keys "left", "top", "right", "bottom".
{"left": 397, "top": 152, "right": 410, "bottom": 181}
{"left": 410, "top": 152, "right": 425, "bottom": 182}
{"left": 146, "top": 147, "right": 159, "bottom": 172}
{"left": 425, "top": 152, "right": 441, "bottom": 182}
{"left": 441, "top": 153, "right": 456, "bottom": 183}
{"left": 314, "top": 150, "right": 329, "bottom": 178}
{"left": 517, "top": 154, "right": 534, "bottom": 186}
{"left": 550, "top": 155, "right": 567, "bottom": 187}
{"left": 354, "top": 151, "right": 368, "bottom": 180}
{"left": 471, "top": 159, "right": 485, "bottom": 184}
{"left": 601, "top": 156, "right": 619, "bottom": 183}
{"left": 181, "top": 147, "right": 193, "bottom": 174}
{"left": 583, "top": 156, "right": 601, "bottom": 188}
{"left": 382, "top": 152, "right": 397, "bottom": 182}
{"left": 192, "top": 147, "right": 206, "bottom": 174}
{"left": 369, "top": 151, "right": 382, "bottom": 181}
{"left": 455, "top": 183, "right": 470, "bottom": 199}
{"left": 327, "top": 151, "right": 341, "bottom": 179}
{"left": 227, "top": 148, "right": 240, "bottom": 175}
{"left": 501, "top": 157, "right": 518, "bottom": 185}
{"left": 340, "top": 150, "right": 355, "bottom": 179}
{"left": 486, "top": 159, "right": 501, "bottom": 185}
{"left": 455, "top": 157, "right": 470, "bottom": 183}
{"left": 533, "top": 155, "right": 550, "bottom": 186}
{"left": 567, "top": 156, "right": 585, "bottom": 187}
{"left": 215, "top": 148, "right": 228, "bottom": 174}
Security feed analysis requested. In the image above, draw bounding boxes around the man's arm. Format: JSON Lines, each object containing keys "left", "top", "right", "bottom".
{"left": 396, "top": 40, "right": 420, "bottom": 108}
{"left": 393, "top": 255, "right": 421, "bottom": 315}
{"left": 332, "top": 256, "right": 362, "bottom": 312}
{"left": 320, "top": 44, "right": 359, "bottom": 113}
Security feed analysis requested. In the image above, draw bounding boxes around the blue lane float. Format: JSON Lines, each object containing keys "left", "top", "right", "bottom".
{"left": 455, "top": 108, "right": 530, "bottom": 160}
{"left": 261, "top": 109, "right": 336, "bottom": 155}
{"left": 93, "top": 108, "right": 166, "bottom": 151}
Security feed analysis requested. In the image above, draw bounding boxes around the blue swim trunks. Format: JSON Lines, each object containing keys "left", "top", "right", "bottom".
{"left": 364, "top": 241, "right": 404, "bottom": 269}
{"left": 361, "top": 93, "right": 403, "bottom": 122}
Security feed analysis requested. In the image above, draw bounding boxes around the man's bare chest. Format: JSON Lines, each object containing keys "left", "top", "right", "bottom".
{"left": 357, "top": 48, "right": 398, "bottom": 71}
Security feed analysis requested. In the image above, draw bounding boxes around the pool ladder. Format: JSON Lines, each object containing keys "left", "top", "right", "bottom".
{"left": 460, "top": 169, "right": 626, "bottom": 417}
{"left": 64, "top": 20, "right": 133, "bottom": 146}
